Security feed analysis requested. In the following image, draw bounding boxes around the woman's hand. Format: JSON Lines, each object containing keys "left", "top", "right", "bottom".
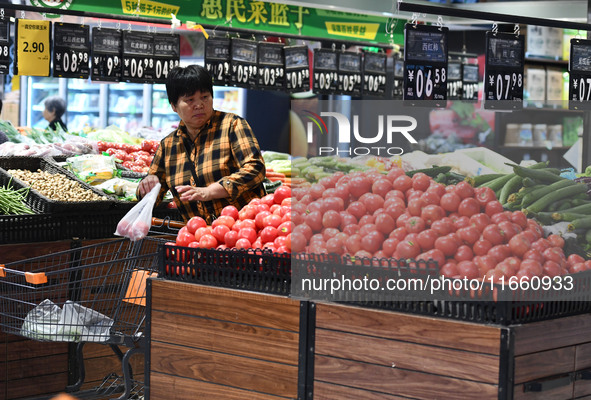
{"left": 138, "top": 174, "right": 160, "bottom": 198}
{"left": 176, "top": 185, "right": 212, "bottom": 202}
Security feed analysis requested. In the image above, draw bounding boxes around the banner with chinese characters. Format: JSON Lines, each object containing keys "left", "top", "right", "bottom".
{"left": 26, "top": 0, "right": 403, "bottom": 46}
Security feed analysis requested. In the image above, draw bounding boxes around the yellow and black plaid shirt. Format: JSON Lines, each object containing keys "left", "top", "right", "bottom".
{"left": 148, "top": 110, "right": 266, "bottom": 224}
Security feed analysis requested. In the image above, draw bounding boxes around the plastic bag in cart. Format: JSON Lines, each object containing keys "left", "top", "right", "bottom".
{"left": 21, "top": 299, "right": 114, "bottom": 342}
{"left": 115, "top": 182, "right": 161, "bottom": 241}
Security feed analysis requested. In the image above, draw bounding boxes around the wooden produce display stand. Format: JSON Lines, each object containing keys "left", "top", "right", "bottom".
{"left": 148, "top": 275, "right": 591, "bottom": 400}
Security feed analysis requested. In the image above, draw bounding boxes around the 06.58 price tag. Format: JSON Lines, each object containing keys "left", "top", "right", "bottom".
{"left": 569, "top": 38, "right": 591, "bottom": 110}
{"left": 53, "top": 23, "right": 90, "bottom": 79}
{"left": 403, "top": 24, "right": 448, "bottom": 106}
{"left": 15, "top": 19, "right": 51, "bottom": 76}
{"left": 484, "top": 31, "right": 524, "bottom": 110}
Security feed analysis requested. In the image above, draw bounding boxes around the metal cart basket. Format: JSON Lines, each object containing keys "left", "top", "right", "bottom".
{"left": 0, "top": 237, "right": 164, "bottom": 400}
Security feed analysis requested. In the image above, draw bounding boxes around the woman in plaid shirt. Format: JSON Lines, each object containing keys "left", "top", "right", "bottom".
{"left": 137, "top": 65, "right": 266, "bottom": 224}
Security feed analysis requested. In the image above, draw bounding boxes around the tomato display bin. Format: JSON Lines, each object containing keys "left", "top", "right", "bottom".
{"left": 0, "top": 157, "right": 114, "bottom": 213}
{"left": 0, "top": 213, "right": 61, "bottom": 243}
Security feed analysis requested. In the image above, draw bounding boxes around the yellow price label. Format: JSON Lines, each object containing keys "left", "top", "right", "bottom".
{"left": 16, "top": 19, "right": 51, "bottom": 76}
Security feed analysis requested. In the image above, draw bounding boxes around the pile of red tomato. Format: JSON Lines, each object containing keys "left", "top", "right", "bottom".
{"left": 288, "top": 168, "right": 590, "bottom": 281}
{"left": 97, "top": 140, "right": 159, "bottom": 173}
{"left": 173, "top": 185, "right": 292, "bottom": 253}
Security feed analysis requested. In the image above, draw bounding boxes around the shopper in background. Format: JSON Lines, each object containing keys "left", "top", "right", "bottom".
{"left": 43, "top": 95, "right": 68, "bottom": 132}
{"left": 137, "top": 64, "right": 266, "bottom": 224}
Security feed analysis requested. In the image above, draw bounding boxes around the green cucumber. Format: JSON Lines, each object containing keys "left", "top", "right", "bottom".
{"left": 513, "top": 165, "right": 564, "bottom": 183}
{"left": 521, "top": 177, "right": 538, "bottom": 187}
{"left": 479, "top": 174, "right": 515, "bottom": 191}
{"left": 468, "top": 173, "right": 504, "bottom": 187}
{"left": 406, "top": 166, "right": 451, "bottom": 178}
{"left": 521, "top": 179, "right": 577, "bottom": 208}
{"left": 525, "top": 184, "right": 589, "bottom": 214}
{"left": 551, "top": 212, "right": 590, "bottom": 222}
{"left": 557, "top": 201, "right": 573, "bottom": 211}
{"left": 586, "top": 229, "right": 591, "bottom": 243}
{"left": 499, "top": 174, "right": 521, "bottom": 205}
{"left": 551, "top": 202, "right": 591, "bottom": 215}
{"left": 568, "top": 217, "right": 591, "bottom": 231}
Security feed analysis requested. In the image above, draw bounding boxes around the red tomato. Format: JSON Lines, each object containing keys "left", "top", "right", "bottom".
{"left": 375, "top": 213, "right": 396, "bottom": 235}
{"left": 454, "top": 245, "right": 474, "bottom": 262}
{"left": 390, "top": 227, "right": 407, "bottom": 241}
{"left": 224, "top": 230, "right": 239, "bottom": 248}
{"left": 567, "top": 254, "right": 586, "bottom": 266}
{"left": 255, "top": 211, "right": 272, "bottom": 230}
{"left": 457, "top": 226, "right": 480, "bottom": 246}
{"left": 326, "top": 237, "right": 345, "bottom": 254}
{"left": 440, "top": 192, "right": 461, "bottom": 212}
{"left": 348, "top": 175, "right": 372, "bottom": 199}
{"left": 176, "top": 231, "right": 196, "bottom": 247}
{"left": 235, "top": 238, "right": 252, "bottom": 249}
{"left": 417, "top": 229, "right": 438, "bottom": 251}
{"left": 385, "top": 189, "right": 406, "bottom": 202}
{"left": 473, "top": 238, "right": 493, "bottom": 256}
{"left": 293, "top": 224, "right": 313, "bottom": 241}
{"left": 498, "top": 221, "right": 520, "bottom": 241}
{"left": 474, "top": 255, "right": 496, "bottom": 275}
{"left": 496, "top": 261, "right": 517, "bottom": 278}
{"left": 381, "top": 238, "right": 399, "bottom": 257}
{"left": 241, "top": 219, "right": 257, "bottom": 231}
{"left": 531, "top": 238, "right": 552, "bottom": 253}
{"left": 277, "top": 221, "right": 292, "bottom": 236}
{"left": 396, "top": 212, "right": 411, "bottom": 229}
{"left": 420, "top": 191, "right": 441, "bottom": 207}
{"left": 411, "top": 173, "right": 431, "bottom": 191}
{"left": 260, "top": 226, "right": 279, "bottom": 243}
{"left": 323, "top": 197, "right": 345, "bottom": 212}
{"left": 392, "top": 175, "right": 413, "bottom": 192}
{"left": 396, "top": 239, "right": 421, "bottom": 259}
{"left": 273, "top": 186, "right": 291, "bottom": 205}
{"left": 427, "top": 182, "right": 446, "bottom": 198}
{"left": 483, "top": 224, "right": 505, "bottom": 246}
{"left": 456, "top": 261, "right": 479, "bottom": 279}
{"left": 372, "top": 179, "right": 394, "bottom": 198}
{"left": 522, "top": 249, "right": 545, "bottom": 264}
{"left": 520, "top": 259, "right": 543, "bottom": 277}
{"left": 454, "top": 181, "right": 475, "bottom": 199}
{"left": 458, "top": 198, "right": 480, "bottom": 217}
{"left": 346, "top": 201, "right": 366, "bottom": 220}
{"left": 304, "top": 211, "right": 323, "bottom": 232}
{"left": 434, "top": 236, "right": 458, "bottom": 257}
{"left": 440, "top": 262, "right": 459, "bottom": 278}
{"left": 290, "top": 232, "right": 306, "bottom": 252}
{"left": 452, "top": 215, "right": 470, "bottom": 230}
{"left": 274, "top": 236, "right": 288, "bottom": 248}
{"left": 488, "top": 244, "right": 511, "bottom": 263}
{"left": 485, "top": 201, "right": 504, "bottom": 217}
{"left": 469, "top": 213, "right": 491, "bottom": 232}
{"left": 507, "top": 232, "right": 531, "bottom": 257}
{"left": 527, "top": 220, "right": 544, "bottom": 240}
{"left": 510, "top": 211, "right": 527, "bottom": 229}
{"left": 359, "top": 193, "right": 384, "bottom": 214}
{"left": 386, "top": 167, "right": 405, "bottom": 182}
{"left": 547, "top": 234, "right": 565, "bottom": 248}
{"left": 322, "top": 210, "right": 341, "bottom": 229}
{"left": 543, "top": 260, "right": 562, "bottom": 277}
{"left": 212, "top": 225, "right": 230, "bottom": 244}
{"left": 361, "top": 231, "right": 384, "bottom": 254}
{"left": 239, "top": 206, "right": 257, "bottom": 221}
{"left": 322, "top": 227, "right": 340, "bottom": 242}
{"left": 421, "top": 204, "right": 445, "bottom": 226}
{"left": 405, "top": 216, "right": 426, "bottom": 234}
{"left": 238, "top": 228, "right": 257, "bottom": 244}
{"left": 186, "top": 216, "right": 207, "bottom": 234}
{"left": 359, "top": 214, "right": 376, "bottom": 226}
{"left": 407, "top": 197, "right": 425, "bottom": 217}
{"left": 213, "top": 215, "right": 235, "bottom": 230}
{"left": 199, "top": 234, "right": 218, "bottom": 249}
{"left": 474, "top": 187, "right": 496, "bottom": 207}
{"left": 194, "top": 227, "right": 211, "bottom": 242}
{"left": 431, "top": 218, "right": 454, "bottom": 236}
{"left": 345, "top": 234, "right": 363, "bottom": 254}
{"left": 543, "top": 247, "right": 566, "bottom": 264}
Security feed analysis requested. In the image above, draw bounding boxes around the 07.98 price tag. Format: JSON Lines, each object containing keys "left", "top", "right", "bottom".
{"left": 0, "top": 20, "right": 10, "bottom": 74}
{"left": 484, "top": 31, "right": 524, "bottom": 110}
{"left": 313, "top": 48, "right": 338, "bottom": 95}
{"left": 153, "top": 34, "right": 180, "bottom": 84}
{"left": 569, "top": 38, "right": 591, "bottom": 110}
{"left": 205, "top": 37, "right": 230, "bottom": 86}
{"left": 230, "top": 38, "right": 258, "bottom": 89}
{"left": 403, "top": 24, "right": 448, "bottom": 107}
{"left": 14, "top": 19, "right": 51, "bottom": 76}
{"left": 284, "top": 45, "right": 309, "bottom": 93}
{"left": 53, "top": 23, "right": 90, "bottom": 79}
{"left": 257, "top": 41, "right": 284, "bottom": 90}
{"left": 362, "top": 52, "right": 386, "bottom": 97}
{"left": 122, "top": 31, "right": 154, "bottom": 83}
{"left": 91, "top": 28, "right": 122, "bottom": 82}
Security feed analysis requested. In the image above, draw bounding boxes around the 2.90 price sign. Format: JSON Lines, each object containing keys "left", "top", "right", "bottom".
{"left": 484, "top": 32, "right": 524, "bottom": 110}
{"left": 122, "top": 31, "right": 154, "bottom": 83}
{"left": 230, "top": 38, "right": 258, "bottom": 89}
{"left": 91, "top": 27, "right": 122, "bottom": 82}
{"left": 205, "top": 37, "right": 230, "bottom": 86}
{"left": 257, "top": 41, "right": 284, "bottom": 90}
{"left": 284, "top": 45, "right": 309, "bottom": 93}
{"left": 53, "top": 23, "right": 90, "bottom": 79}
{"left": 403, "top": 24, "right": 448, "bottom": 106}
{"left": 569, "top": 38, "right": 591, "bottom": 110}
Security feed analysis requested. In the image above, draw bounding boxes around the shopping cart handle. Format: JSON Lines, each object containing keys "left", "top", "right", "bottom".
{"left": 151, "top": 217, "right": 186, "bottom": 229}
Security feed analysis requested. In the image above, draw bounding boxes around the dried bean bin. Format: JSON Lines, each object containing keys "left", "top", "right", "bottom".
{"left": 0, "top": 157, "right": 114, "bottom": 213}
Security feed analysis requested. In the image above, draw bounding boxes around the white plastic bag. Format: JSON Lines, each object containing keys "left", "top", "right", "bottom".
{"left": 115, "top": 183, "right": 161, "bottom": 241}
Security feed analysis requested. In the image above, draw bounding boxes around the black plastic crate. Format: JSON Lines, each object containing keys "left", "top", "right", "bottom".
{"left": 158, "top": 244, "right": 291, "bottom": 295}
{"left": 0, "top": 157, "right": 114, "bottom": 213}
{"left": 60, "top": 210, "right": 124, "bottom": 240}
{"left": 0, "top": 213, "right": 61, "bottom": 244}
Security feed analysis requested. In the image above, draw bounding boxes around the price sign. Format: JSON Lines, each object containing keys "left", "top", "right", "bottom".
{"left": 392, "top": 58, "right": 404, "bottom": 99}
{"left": 205, "top": 37, "right": 230, "bottom": 86}
{"left": 484, "top": 31, "right": 524, "bottom": 110}
{"left": 14, "top": 19, "right": 51, "bottom": 76}
{"left": 362, "top": 52, "right": 386, "bottom": 97}
{"left": 337, "top": 52, "right": 361, "bottom": 96}
{"left": 447, "top": 61, "right": 462, "bottom": 100}
{"left": 257, "top": 41, "right": 284, "bottom": 90}
{"left": 568, "top": 39, "right": 591, "bottom": 110}
{"left": 122, "top": 31, "right": 154, "bottom": 83}
{"left": 403, "top": 24, "right": 448, "bottom": 106}
{"left": 153, "top": 34, "right": 180, "bottom": 84}
{"left": 0, "top": 20, "right": 10, "bottom": 74}
{"left": 462, "top": 63, "right": 479, "bottom": 101}
{"left": 230, "top": 38, "right": 258, "bottom": 89}
{"left": 313, "top": 48, "right": 338, "bottom": 95}
{"left": 284, "top": 45, "right": 309, "bottom": 93}
{"left": 91, "top": 28, "right": 122, "bottom": 82}
{"left": 53, "top": 23, "right": 90, "bottom": 79}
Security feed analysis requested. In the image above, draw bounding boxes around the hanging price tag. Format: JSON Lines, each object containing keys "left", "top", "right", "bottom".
{"left": 0, "top": 20, "right": 10, "bottom": 74}
{"left": 392, "top": 58, "right": 404, "bottom": 99}
{"left": 122, "top": 31, "right": 154, "bottom": 83}
{"left": 403, "top": 24, "right": 448, "bottom": 106}
{"left": 53, "top": 23, "right": 90, "bottom": 79}
{"left": 313, "top": 48, "right": 338, "bottom": 95}
{"left": 153, "top": 34, "right": 180, "bottom": 84}
{"left": 91, "top": 28, "right": 122, "bottom": 82}
{"left": 14, "top": 19, "right": 51, "bottom": 76}
{"left": 484, "top": 31, "right": 524, "bottom": 110}
{"left": 257, "top": 42, "right": 284, "bottom": 91}
{"left": 337, "top": 51, "right": 362, "bottom": 97}
{"left": 447, "top": 61, "right": 462, "bottom": 100}
{"left": 230, "top": 38, "right": 258, "bottom": 89}
{"left": 284, "top": 45, "right": 309, "bottom": 93}
{"left": 569, "top": 38, "right": 591, "bottom": 110}
{"left": 362, "top": 52, "right": 386, "bottom": 97}
{"left": 462, "top": 63, "right": 479, "bottom": 101}
{"left": 205, "top": 37, "right": 230, "bottom": 86}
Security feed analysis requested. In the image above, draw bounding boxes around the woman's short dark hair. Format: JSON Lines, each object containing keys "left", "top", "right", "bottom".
{"left": 166, "top": 65, "right": 213, "bottom": 105}
{"left": 44, "top": 96, "right": 67, "bottom": 118}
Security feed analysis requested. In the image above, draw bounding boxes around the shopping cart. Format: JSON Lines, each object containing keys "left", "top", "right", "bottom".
{"left": 0, "top": 236, "right": 166, "bottom": 400}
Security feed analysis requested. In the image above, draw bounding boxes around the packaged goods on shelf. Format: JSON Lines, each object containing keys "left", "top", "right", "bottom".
{"left": 546, "top": 67, "right": 565, "bottom": 101}
{"left": 524, "top": 66, "right": 546, "bottom": 102}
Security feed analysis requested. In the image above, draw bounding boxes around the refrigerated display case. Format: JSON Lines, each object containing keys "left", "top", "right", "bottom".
{"left": 24, "top": 76, "right": 66, "bottom": 129}
{"left": 67, "top": 79, "right": 104, "bottom": 132}
{"left": 108, "top": 82, "right": 150, "bottom": 132}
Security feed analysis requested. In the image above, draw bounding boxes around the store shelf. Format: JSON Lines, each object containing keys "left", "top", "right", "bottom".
{"left": 524, "top": 56, "right": 569, "bottom": 67}
{"left": 68, "top": 86, "right": 100, "bottom": 91}
{"left": 109, "top": 110, "right": 141, "bottom": 114}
